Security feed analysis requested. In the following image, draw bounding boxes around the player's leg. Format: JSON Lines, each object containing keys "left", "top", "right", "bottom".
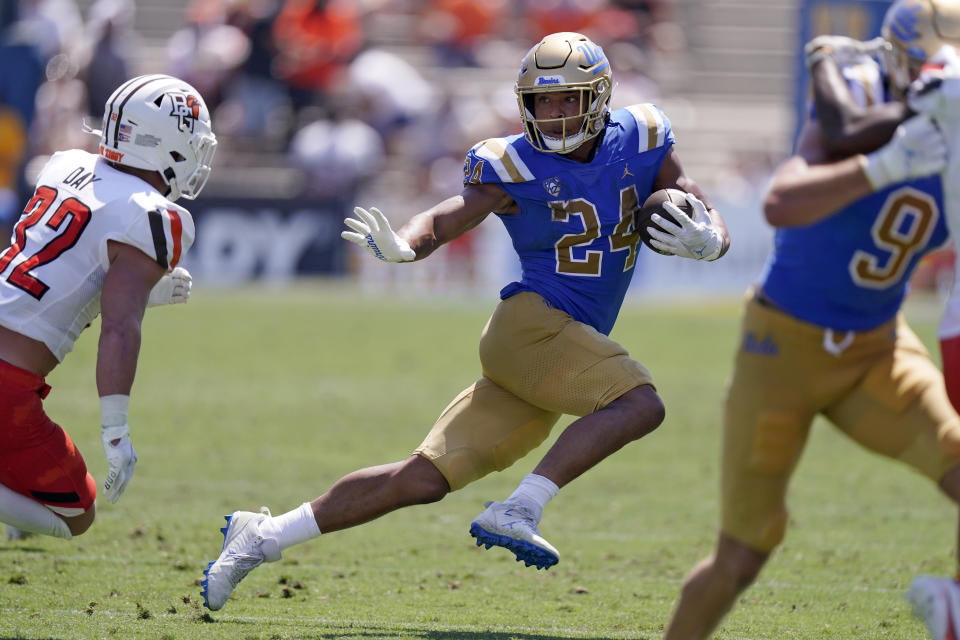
{"left": 0, "top": 482, "right": 72, "bottom": 539}
{"left": 939, "top": 288, "right": 960, "bottom": 412}
{"left": 665, "top": 292, "right": 836, "bottom": 639}
{"left": 0, "top": 376, "right": 97, "bottom": 539}
{"left": 469, "top": 292, "right": 663, "bottom": 567}
{"left": 416, "top": 375, "right": 562, "bottom": 568}
{"left": 664, "top": 534, "right": 769, "bottom": 640}
{"left": 201, "top": 457, "right": 451, "bottom": 611}
{"left": 824, "top": 317, "right": 960, "bottom": 640}
{"left": 203, "top": 375, "right": 559, "bottom": 610}
{"left": 905, "top": 465, "right": 960, "bottom": 640}
{"left": 527, "top": 384, "right": 664, "bottom": 488}
{"left": 469, "top": 382, "right": 664, "bottom": 567}
{"left": 941, "top": 332, "right": 960, "bottom": 412}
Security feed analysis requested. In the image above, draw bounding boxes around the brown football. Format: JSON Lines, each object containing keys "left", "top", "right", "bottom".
{"left": 636, "top": 188, "right": 694, "bottom": 255}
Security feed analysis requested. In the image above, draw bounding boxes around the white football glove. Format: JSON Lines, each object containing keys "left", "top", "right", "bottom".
{"left": 861, "top": 114, "right": 947, "bottom": 190}
{"left": 646, "top": 193, "right": 723, "bottom": 261}
{"left": 101, "top": 424, "right": 137, "bottom": 503}
{"left": 147, "top": 267, "right": 192, "bottom": 307}
{"left": 804, "top": 35, "right": 890, "bottom": 70}
{"left": 341, "top": 206, "right": 415, "bottom": 262}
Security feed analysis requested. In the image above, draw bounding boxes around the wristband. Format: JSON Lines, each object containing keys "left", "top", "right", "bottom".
{"left": 859, "top": 153, "right": 890, "bottom": 191}
{"left": 805, "top": 45, "right": 834, "bottom": 71}
{"left": 100, "top": 394, "right": 130, "bottom": 427}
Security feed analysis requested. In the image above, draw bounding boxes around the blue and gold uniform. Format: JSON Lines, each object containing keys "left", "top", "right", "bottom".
{"left": 465, "top": 104, "right": 673, "bottom": 335}
{"left": 722, "top": 56, "right": 960, "bottom": 553}
{"left": 415, "top": 104, "right": 674, "bottom": 490}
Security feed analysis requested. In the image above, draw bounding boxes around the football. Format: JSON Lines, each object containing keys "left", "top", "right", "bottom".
{"left": 636, "top": 188, "right": 694, "bottom": 254}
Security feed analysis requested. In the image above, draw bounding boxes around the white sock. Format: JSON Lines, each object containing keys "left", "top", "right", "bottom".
{"left": 505, "top": 473, "right": 559, "bottom": 523}
{"left": 258, "top": 502, "right": 320, "bottom": 551}
{"left": 0, "top": 482, "right": 72, "bottom": 539}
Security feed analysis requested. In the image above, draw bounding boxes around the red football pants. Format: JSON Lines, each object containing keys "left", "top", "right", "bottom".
{"left": 0, "top": 361, "right": 95, "bottom": 515}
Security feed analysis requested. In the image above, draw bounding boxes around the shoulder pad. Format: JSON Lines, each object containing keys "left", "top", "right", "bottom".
{"left": 118, "top": 193, "right": 195, "bottom": 270}
{"left": 622, "top": 103, "right": 673, "bottom": 153}
{"left": 466, "top": 137, "right": 536, "bottom": 184}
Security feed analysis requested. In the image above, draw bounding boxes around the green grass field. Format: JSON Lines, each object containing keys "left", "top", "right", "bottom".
{"left": 0, "top": 283, "right": 953, "bottom": 640}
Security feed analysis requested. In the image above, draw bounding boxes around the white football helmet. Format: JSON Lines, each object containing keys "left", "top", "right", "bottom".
{"left": 92, "top": 74, "right": 216, "bottom": 201}
{"left": 515, "top": 32, "right": 614, "bottom": 154}
{"left": 882, "top": 0, "right": 960, "bottom": 90}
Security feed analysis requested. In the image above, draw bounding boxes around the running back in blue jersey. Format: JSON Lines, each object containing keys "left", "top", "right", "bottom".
{"left": 463, "top": 104, "right": 675, "bottom": 335}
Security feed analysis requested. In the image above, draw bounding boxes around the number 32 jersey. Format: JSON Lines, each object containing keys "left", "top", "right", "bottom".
{"left": 463, "top": 104, "right": 674, "bottom": 336}
{"left": 0, "top": 148, "right": 195, "bottom": 361}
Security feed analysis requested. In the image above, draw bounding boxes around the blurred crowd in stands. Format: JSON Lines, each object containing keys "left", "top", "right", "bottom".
{"left": 0, "top": 0, "right": 685, "bottom": 286}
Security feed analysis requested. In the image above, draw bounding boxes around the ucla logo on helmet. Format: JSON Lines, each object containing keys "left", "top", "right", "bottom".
{"left": 168, "top": 92, "right": 201, "bottom": 132}
{"left": 888, "top": 1, "right": 923, "bottom": 42}
{"left": 578, "top": 43, "right": 610, "bottom": 74}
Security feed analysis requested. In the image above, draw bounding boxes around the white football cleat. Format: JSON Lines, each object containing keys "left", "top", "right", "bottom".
{"left": 201, "top": 508, "right": 281, "bottom": 611}
{"left": 906, "top": 574, "right": 960, "bottom": 639}
{"left": 5, "top": 525, "right": 33, "bottom": 541}
{"left": 469, "top": 500, "right": 559, "bottom": 570}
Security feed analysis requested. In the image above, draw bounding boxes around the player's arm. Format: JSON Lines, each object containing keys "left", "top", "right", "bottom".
{"left": 96, "top": 241, "right": 165, "bottom": 503}
{"left": 398, "top": 183, "right": 509, "bottom": 258}
{"left": 651, "top": 149, "right": 731, "bottom": 260}
{"left": 809, "top": 55, "right": 910, "bottom": 157}
{"left": 764, "top": 114, "right": 946, "bottom": 227}
{"left": 343, "top": 183, "right": 510, "bottom": 262}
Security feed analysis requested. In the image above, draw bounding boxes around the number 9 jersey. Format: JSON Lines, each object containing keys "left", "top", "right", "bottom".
{"left": 463, "top": 103, "right": 674, "bottom": 336}
{"left": 0, "top": 148, "right": 196, "bottom": 361}
{"left": 763, "top": 55, "right": 949, "bottom": 331}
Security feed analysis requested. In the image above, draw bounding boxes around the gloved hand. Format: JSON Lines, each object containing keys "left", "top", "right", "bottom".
{"left": 861, "top": 114, "right": 948, "bottom": 190}
{"left": 101, "top": 424, "right": 137, "bottom": 503}
{"left": 646, "top": 193, "right": 724, "bottom": 261}
{"left": 804, "top": 35, "right": 890, "bottom": 70}
{"left": 341, "top": 206, "right": 415, "bottom": 262}
{"left": 147, "top": 267, "right": 192, "bottom": 307}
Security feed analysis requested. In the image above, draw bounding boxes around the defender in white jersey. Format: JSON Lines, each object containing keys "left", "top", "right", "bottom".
{"left": 0, "top": 74, "right": 214, "bottom": 542}
{"left": 201, "top": 32, "right": 730, "bottom": 612}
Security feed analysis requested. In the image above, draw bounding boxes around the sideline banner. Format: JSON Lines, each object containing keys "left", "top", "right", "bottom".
{"left": 185, "top": 197, "right": 348, "bottom": 283}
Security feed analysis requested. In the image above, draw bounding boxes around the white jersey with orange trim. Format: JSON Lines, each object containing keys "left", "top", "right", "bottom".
{"left": 0, "top": 148, "right": 195, "bottom": 361}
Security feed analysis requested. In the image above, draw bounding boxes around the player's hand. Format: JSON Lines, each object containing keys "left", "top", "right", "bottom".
{"left": 804, "top": 35, "right": 890, "bottom": 70}
{"left": 862, "top": 114, "right": 947, "bottom": 190}
{"left": 341, "top": 206, "right": 415, "bottom": 262}
{"left": 147, "top": 267, "right": 192, "bottom": 307}
{"left": 646, "top": 193, "right": 723, "bottom": 261}
{"left": 101, "top": 424, "right": 137, "bottom": 503}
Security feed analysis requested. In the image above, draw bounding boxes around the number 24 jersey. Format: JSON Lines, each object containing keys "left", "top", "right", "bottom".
{"left": 463, "top": 104, "right": 674, "bottom": 336}
{"left": 0, "top": 148, "right": 195, "bottom": 361}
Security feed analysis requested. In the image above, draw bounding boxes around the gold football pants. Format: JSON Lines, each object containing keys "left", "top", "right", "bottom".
{"left": 722, "top": 290, "right": 960, "bottom": 552}
{"left": 415, "top": 291, "right": 654, "bottom": 490}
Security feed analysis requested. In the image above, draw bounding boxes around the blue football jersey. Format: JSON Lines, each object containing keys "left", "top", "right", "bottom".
{"left": 764, "top": 56, "right": 948, "bottom": 331}
{"left": 463, "top": 104, "right": 675, "bottom": 335}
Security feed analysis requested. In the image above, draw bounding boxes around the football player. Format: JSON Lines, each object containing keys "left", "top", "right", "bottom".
{"left": 662, "top": 2, "right": 960, "bottom": 639}
{"left": 0, "top": 75, "right": 214, "bottom": 542}
{"left": 201, "top": 31, "right": 731, "bottom": 611}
